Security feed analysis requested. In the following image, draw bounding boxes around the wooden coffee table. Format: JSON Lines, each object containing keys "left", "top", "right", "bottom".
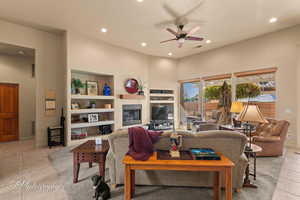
{"left": 71, "top": 140, "right": 109, "bottom": 183}
{"left": 123, "top": 152, "right": 235, "bottom": 200}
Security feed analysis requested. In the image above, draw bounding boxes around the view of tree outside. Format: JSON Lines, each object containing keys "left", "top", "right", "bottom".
{"left": 236, "top": 73, "right": 276, "bottom": 118}
{"left": 203, "top": 78, "right": 231, "bottom": 121}
{"left": 180, "top": 72, "right": 276, "bottom": 128}
{"left": 179, "top": 82, "right": 202, "bottom": 126}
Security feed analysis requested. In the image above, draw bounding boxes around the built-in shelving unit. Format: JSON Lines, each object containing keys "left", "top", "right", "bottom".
{"left": 70, "top": 108, "right": 114, "bottom": 114}
{"left": 149, "top": 89, "right": 175, "bottom": 130}
{"left": 150, "top": 100, "right": 175, "bottom": 104}
{"left": 71, "top": 120, "right": 115, "bottom": 129}
{"left": 69, "top": 70, "right": 115, "bottom": 142}
{"left": 71, "top": 95, "right": 115, "bottom": 100}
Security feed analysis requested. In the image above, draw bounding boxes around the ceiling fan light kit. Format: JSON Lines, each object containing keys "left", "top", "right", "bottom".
{"left": 160, "top": 24, "right": 204, "bottom": 48}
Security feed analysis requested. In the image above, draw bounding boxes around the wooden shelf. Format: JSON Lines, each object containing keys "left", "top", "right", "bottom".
{"left": 71, "top": 120, "right": 115, "bottom": 129}
{"left": 119, "top": 94, "right": 145, "bottom": 100}
{"left": 70, "top": 108, "right": 114, "bottom": 114}
{"left": 71, "top": 95, "right": 114, "bottom": 100}
{"left": 150, "top": 100, "right": 175, "bottom": 104}
{"left": 150, "top": 93, "right": 175, "bottom": 97}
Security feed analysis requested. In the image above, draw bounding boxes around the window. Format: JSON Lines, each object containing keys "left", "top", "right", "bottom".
{"left": 179, "top": 68, "right": 277, "bottom": 128}
{"left": 235, "top": 72, "right": 276, "bottom": 118}
{"left": 203, "top": 77, "right": 231, "bottom": 122}
{"left": 179, "top": 82, "right": 202, "bottom": 127}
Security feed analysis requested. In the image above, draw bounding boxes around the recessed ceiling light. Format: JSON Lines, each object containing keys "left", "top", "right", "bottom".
{"left": 18, "top": 50, "right": 25, "bottom": 55}
{"left": 269, "top": 17, "right": 278, "bottom": 23}
{"left": 168, "top": 52, "right": 173, "bottom": 56}
{"left": 101, "top": 28, "right": 108, "bottom": 33}
{"left": 206, "top": 40, "right": 211, "bottom": 44}
{"left": 141, "top": 42, "right": 147, "bottom": 47}
{"left": 137, "top": 0, "right": 144, "bottom": 2}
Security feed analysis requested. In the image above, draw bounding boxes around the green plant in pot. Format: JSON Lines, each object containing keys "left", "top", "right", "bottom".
{"left": 72, "top": 78, "right": 84, "bottom": 94}
{"left": 138, "top": 79, "right": 146, "bottom": 95}
{"left": 90, "top": 100, "right": 96, "bottom": 108}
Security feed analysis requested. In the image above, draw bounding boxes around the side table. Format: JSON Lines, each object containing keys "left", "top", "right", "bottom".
{"left": 243, "top": 143, "right": 262, "bottom": 188}
{"left": 219, "top": 124, "right": 245, "bottom": 133}
{"left": 71, "top": 140, "right": 109, "bottom": 183}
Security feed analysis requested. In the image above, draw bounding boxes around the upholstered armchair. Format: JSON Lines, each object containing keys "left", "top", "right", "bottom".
{"left": 252, "top": 119, "right": 290, "bottom": 157}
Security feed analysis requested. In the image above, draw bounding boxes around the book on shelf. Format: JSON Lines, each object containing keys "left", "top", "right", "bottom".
{"left": 189, "top": 148, "right": 221, "bottom": 160}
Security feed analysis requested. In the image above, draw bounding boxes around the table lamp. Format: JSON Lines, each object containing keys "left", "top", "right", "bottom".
{"left": 237, "top": 104, "right": 268, "bottom": 151}
{"left": 230, "top": 101, "right": 244, "bottom": 127}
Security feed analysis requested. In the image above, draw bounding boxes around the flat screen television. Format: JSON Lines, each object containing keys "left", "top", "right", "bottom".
{"left": 151, "top": 104, "right": 173, "bottom": 120}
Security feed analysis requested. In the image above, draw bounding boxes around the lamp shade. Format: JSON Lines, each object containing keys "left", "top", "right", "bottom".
{"left": 230, "top": 101, "right": 244, "bottom": 113}
{"left": 237, "top": 104, "right": 268, "bottom": 123}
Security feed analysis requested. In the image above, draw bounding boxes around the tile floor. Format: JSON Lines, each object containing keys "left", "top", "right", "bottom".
{"left": 0, "top": 139, "right": 299, "bottom": 200}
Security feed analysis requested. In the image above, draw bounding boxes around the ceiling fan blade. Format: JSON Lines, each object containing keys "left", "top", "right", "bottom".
{"left": 155, "top": 20, "right": 176, "bottom": 28}
{"left": 182, "top": 0, "right": 205, "bottom": 18}
{"left": 160, "top": 38, "right": 177, "bottom": 44}
{"left": 194, "top": 45, "right": 202, "bottom": 48}
{"left": 186, "top": 36, "right": 204, "bottom": 41}
{"left": 187, "top": 26, "right": 200, "bottom": 36}
{"left": 163, "top": 4, "right": 181, "bottom": 19}
{"left": 166, "top": 28, "right": 178, "bottom": 36}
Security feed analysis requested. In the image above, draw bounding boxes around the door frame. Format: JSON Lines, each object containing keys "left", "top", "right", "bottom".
{"left": 0, "top": 82, "right": 19, "bottom": 141}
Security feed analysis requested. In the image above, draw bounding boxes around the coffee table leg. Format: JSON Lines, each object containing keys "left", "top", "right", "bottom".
{"left": 125, "top": 165, "right": 132, "bottom": 200}
{"left": 73, "top": 153, "right": 80, "bottom": 183}
{"left": 213, "top": 171, "right": 221, "bottom": 200}
{"left": 99, "top": 154, "right": 106, "bottom": 178}
{"left": 225, "top": 167, "right": 232, "bottom": 200}
{"left": 131, "top": 170, "right": 135, "bottom": 197}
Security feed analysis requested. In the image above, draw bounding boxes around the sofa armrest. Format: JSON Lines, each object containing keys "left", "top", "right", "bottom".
{"left": 252, "top": 136, "right": 280, "bottom": 143}
{"left": 235, "top": 153, "right": 248, "bottom": 189}
{"left": 106, "top": 149, "right": 116, "bottom": 184}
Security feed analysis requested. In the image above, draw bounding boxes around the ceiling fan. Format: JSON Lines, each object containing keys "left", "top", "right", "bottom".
{"left": 160, "top": 24, "right": 204, "bottom": 48}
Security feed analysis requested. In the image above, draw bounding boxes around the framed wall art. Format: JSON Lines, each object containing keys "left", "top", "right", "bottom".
{"left": 86, "top": 81, "right": 98, "bottom": 96}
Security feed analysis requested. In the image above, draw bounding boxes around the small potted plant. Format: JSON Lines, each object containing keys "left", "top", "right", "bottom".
{"left": 72, "top": 78, "right": 84, "bottom": 94}
{"left": 90, "top": 100, "right": 96, "bottom": 108}
{"left": 138, "top": 79, "right": 146, "bottom": 95}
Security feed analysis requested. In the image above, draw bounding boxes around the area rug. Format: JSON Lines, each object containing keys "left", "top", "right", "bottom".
{"left": 49, "top": 147, "right": 284, "bottom": 200}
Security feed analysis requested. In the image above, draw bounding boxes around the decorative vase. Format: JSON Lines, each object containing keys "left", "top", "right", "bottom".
{"left": 138, "top": 90, "right": 144, "bottom": 95}
{"left": 103, "top": 83, "right": 111, "bottom": 96}
{"left": 75, "top": 88, "right": 81, "bottom": 94}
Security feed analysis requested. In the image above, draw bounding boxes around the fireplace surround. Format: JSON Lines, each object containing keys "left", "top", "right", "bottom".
{"left": 122, "top": 104, "right": 142, "bottom": 126}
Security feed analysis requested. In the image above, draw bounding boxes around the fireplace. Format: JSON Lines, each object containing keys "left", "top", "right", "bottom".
{"left": 122, "top": 104, "right": 142, "bottom": 126}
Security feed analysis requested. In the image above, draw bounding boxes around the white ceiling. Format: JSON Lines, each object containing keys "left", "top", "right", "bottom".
{"left": 0, "top": 0, "right": 300, "bottom": 58}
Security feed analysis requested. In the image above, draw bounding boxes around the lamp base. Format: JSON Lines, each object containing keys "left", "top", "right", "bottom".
{"left": 245, "top": 146, "right": 253, "bottom": 152}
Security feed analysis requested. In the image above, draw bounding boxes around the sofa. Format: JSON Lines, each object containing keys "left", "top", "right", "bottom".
{"left": 252, "top": 118, "right": 290, "bottom": 156}
{"left": 106, "top": 130, "right": 248, "bottom": 189}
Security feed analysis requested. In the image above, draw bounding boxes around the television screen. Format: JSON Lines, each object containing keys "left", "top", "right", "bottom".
{"left": 151, "top": 104, "right": 173, "bottom": 120}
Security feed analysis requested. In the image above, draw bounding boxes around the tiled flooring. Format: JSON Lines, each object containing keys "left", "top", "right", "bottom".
{"left": 272, "top": 148, "right": 300, "bottom": 200}
{"left": 0, "top": 140, "right": 67, "bottom": 200}
{"left": 0, "top": 139, "right": 300, "bottom": 200}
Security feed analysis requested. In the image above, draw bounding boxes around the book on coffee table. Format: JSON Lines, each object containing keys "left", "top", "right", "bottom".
{"left": 189, "top": 148, "right": 221, "bottom": 160}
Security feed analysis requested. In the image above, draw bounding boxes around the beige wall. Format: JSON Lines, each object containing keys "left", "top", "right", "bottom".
{"left": 0, "top": 20, "right": 65, "bottom": 147}
{"left": 297, "top": 45, "right": 300, "bottom": 147}
{"left": 148, "top": 56, "right": 179, "bottom": 126}
{"left": 0, "top": 54, "right": 35, "bottom": 140}
{"left": 66, "top": 31, "right": 178, "bottom": 145}
{"left": 177, "top": 25, "right": 300, "bottom": 147}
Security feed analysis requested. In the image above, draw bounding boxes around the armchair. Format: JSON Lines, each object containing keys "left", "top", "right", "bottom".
{"left": 252, "top": 119, "right": 289, "bottom": 156}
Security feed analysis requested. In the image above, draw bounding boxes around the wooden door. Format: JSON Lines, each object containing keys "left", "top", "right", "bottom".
{"left": 0, "top": 83, "right": 19, "bottom": 142}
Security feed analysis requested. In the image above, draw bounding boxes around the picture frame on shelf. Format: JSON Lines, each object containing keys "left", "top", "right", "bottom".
{"left": 86, "top": 81, "right": 98, "bottom": 96}
{"left": 71, "top": 103, "right": 80, "bottom": 110}
{"left": 88, "top": 113, "right": 99, "bottom": 123}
